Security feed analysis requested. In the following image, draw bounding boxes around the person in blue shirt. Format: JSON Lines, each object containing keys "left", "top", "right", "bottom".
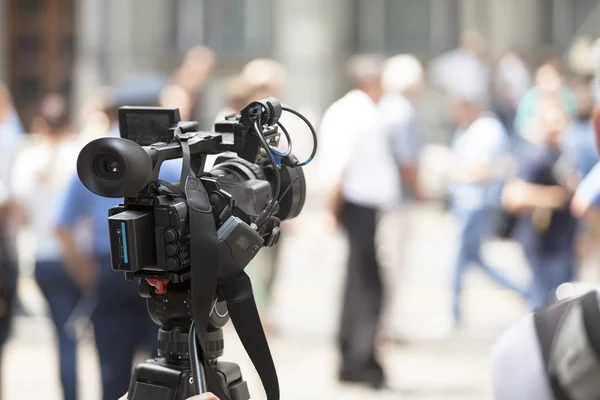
{"left": 441, "top": 88, "right": 527, "bottom": 325}
{"left": 503, "top": 95, "right": 578, "bottom": 310}
{"left": 56, "top": 99, "right": 182, "bottom": 400}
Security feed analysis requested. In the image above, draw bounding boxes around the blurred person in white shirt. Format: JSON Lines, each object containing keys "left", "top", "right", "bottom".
{"left": 377, "top": 54, "right": 426, "bottom": 342}
{"left": 320, "top": 54, "right": 411, "bottom": 390}
{"left": 11, "top": 94, "right": 81, "bottom": 400}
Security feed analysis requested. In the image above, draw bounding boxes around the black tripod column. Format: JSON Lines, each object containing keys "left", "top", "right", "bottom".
{"left": 128, "top": 329, "right": 196, "bottom": 400}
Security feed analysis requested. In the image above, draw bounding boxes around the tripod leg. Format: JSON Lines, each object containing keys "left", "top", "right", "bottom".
{"left": 213, "top": 362, "right": 250, "bottom": 400}
{"left": 128, "top": 360, "right": 195, "bottom": 400}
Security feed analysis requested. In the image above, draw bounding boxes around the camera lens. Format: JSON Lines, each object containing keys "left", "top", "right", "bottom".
{"left": 275, "top": 161, "right": 306, "bottom": 220}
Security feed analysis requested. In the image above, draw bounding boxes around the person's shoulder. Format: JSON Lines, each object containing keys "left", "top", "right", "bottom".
{"left": 491, "top": 313, "right": 553, "bottom": 400}
{"left": 468, "top": 115, "right": 507, "bottom": 144}
{"left": 520, "top": 87, "right": 539, "bottom": 103}
{"left": 320, "top": 98, "right": 344, "bottom": 122}
{"left": 320, "top": 91, "right": 367, "bottom": 130}
{"left": 473, "top": 114, "right": 505, "bottom": 132}
{"left": 491, "top": 313, "right": 536, "bottom": 358}
{"left": 379, "top": 93, "right": 414, "bottom": 119}
{"left": 380, "top": 92, "right": 411, "bottom": 108}
{"left": 324, "top": 91, "right": 359, "bottom": 113}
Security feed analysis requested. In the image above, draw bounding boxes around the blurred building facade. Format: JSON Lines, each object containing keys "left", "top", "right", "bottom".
{"left": 1, "top": 0, "right": 599, "bottom": 130}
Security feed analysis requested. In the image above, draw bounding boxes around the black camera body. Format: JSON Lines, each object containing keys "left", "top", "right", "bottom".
{"left": 78, "top": 97, "right": 305, "bottom": 283}
{"left": 76, "top": 97, "right": 312, "bottom": 400}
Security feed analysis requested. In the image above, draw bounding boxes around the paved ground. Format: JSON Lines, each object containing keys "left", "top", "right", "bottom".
{"left": 2, "top": 204, "right": 531, "bottom": 399}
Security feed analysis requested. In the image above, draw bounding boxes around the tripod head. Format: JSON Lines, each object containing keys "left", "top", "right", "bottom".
{"left": 140, "top": 279, "right": 228, "bottom": 362}
{"left": 131, "top": 279, "right": 250, "bottom": 400}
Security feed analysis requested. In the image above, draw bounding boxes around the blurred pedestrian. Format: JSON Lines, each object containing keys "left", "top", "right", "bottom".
{"left": 160, "top": 84, "right": 194, "bottom": 121}
{"left": 378, "top": 54, "right": 426, "bottom": 341}
{"left": 213, "top": 75, "right": 254, "bottom": 125}
{"left": 171, "top": 46, "right": 215, "bottom": 124}
{"left": 55, "top": 87, "right": 182, "bottom": 400}
{"left": 491, "top": 51, "right": 532, "bottom": 136}
{"left": 515, "top": 62, "right": 577, "bottom": 142}
{"left": 430, "top": 31, "right": 490, "bottom": 101}
{"left": 320, "top": 54, "right": 403, "bottom": 389}
{"left": 437, "top": 84, "right": 526, "bottom": 325}
{"left": 0, "top": 82, "right": 23, "bottom": 399}
{"left": 241, "top": 59, "right": 289, "bottom": 320}
{"left": 212, "top": 59, "right": 294, "bottom": 332}
{"left": 10, "top": 94, "right": 80, "bottom": 400}
{"left": 239, "top": 58, "right": 287, "bottom": 101}
{"left": 502, "top": 95, "right": 578, "bottom": 310}
{"left": 381, "top": 54, "right": 425, "bottom": 201}
{"left": 78, "top": 88, "right": 111, "bottom": 144}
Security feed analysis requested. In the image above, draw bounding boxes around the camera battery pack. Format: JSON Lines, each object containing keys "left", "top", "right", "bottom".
{"left": 109, "top": 210, "right": 156, "bottom": 272}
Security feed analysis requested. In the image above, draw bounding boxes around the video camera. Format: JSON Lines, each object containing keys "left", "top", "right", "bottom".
{"left": 76, "top": 98, "right": 316, "bottom": 400}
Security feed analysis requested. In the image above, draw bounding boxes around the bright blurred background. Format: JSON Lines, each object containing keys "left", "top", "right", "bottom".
{"left": 2, "top": 1, "right": 600, "bottom": 399}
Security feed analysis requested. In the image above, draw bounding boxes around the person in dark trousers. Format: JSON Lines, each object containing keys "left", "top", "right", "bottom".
{"left": 502, "top": 94, "right": 579, "bottom": 310}
{"left": 11, "top": 95, "right": 80, "bottom": 400}
{"left": 56, "top": 88, "right": 183, "bottom": 400}
{"left": 320, "top": 54, "right": 407, "bottom": 390}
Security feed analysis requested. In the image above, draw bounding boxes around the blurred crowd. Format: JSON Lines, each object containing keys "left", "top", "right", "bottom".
{"left": 319, "top": 32, "right": 600, "bottom": 390}
{"left": 1, "top": 29, "right": 600, "bottom": 398}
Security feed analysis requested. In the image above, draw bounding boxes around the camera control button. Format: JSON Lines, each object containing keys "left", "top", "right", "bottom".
{"left": 164, "top": 229, "right": 177, "bottom": 243}
{"left": 165, "top": 244, "right": 178, "bottom": 256}
{"left": 166, "top": 258, "right": 179, "bottom": 270}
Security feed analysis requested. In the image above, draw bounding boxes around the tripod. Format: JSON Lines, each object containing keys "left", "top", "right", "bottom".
{"left": 127, "top": 280, "right": 250, "bottom": 400}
